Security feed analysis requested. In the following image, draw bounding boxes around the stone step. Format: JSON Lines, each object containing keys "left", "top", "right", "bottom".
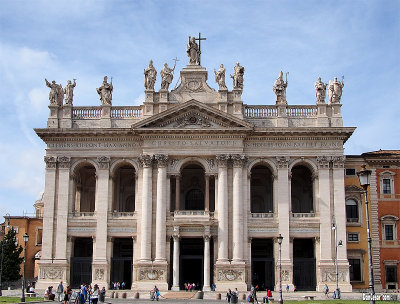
{"left": 163, "top": 291, "right": 199, "bottom": 299}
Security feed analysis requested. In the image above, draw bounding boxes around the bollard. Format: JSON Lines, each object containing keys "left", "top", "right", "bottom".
{"left": 122, "top": 292, "right": 127, "bottom": 298}
{"left": 216, "top": 293, "right": 221, "bottom": 300}
{"left": 111, "top": 291, "right": 114, "bottom": 298}
{"left": 134, "top": 292, "right": 139, "bottom": 299}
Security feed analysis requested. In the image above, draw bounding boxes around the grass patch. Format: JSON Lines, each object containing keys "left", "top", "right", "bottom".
{"left": 277, "top": 301, "right": 398, "bottom": 304}
{"left": 0, "top": 297, "right": 44, "bottom": 303}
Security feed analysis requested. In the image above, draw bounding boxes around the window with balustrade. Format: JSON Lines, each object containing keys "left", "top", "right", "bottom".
{"left": 291, "top": 165, "right": 313, "bottom": 213}
{"left": 73, "top": 164, "right": 96, "bottom": 213}
{"left": 112, "top": 165, "right": 136, "bottom": 212}
{"left": 346, "top": 199, "right": 359, "bottom": 223}
{"left": 251, "top": 165, "right": 273, "bottom": 213}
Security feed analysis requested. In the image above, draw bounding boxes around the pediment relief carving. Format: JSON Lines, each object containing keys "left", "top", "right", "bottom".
{"left": 132, "top": 100, "right": 253, "bottom": 131}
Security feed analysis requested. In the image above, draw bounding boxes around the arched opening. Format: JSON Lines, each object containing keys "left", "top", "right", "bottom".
{"left": 74, "top": 164, "right": 96, "bottom": 212}
{"left": 291, "top": 165, "right": 313, "bottom": 213}
{"left": 181, "top": 164, "right": 205, "bottom": 210}
{"left": 250, "top": 165, "right": 273, "bottom": 213}
{"left": 112, "top": 165, "right": 136, "bottom": 212}
{"left": 345, "top": 199, "right": 359, "bottom": 223}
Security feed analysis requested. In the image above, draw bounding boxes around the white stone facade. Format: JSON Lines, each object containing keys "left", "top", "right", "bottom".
{"left": 36, "top": 57, "right": 354, "bottom": 292}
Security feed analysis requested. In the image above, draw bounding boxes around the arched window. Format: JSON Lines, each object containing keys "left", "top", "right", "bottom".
{"left": 74, "top": 164, "right": 96, "bottom": 212}
{"left": 181, "top": 164, "right": 205, "bottom": 210}
{"left": 291, "top": 165, "right": 313, "bottom": 213}
{"left": 251, "top": 165, "right": 273, "bottom": 213}
{"left": 113, "top": 165, "right": 136, "bottom": 212}
{"left": 345, "top": 199, "right": 359, "bottom": 223}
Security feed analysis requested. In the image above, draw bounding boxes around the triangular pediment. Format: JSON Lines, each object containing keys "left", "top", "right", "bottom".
{"left": 345, "top": 185, "right": 364, "bottom": 193}
{"left": 132, "top": 100, "right": 253, "bottom": 132}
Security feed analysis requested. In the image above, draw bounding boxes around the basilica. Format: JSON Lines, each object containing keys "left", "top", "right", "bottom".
{"left": 35, "top": 37, "right": 354, "bottom": 293}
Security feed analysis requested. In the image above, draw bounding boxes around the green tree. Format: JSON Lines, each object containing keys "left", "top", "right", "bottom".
{"left": 0, "top": 229, "right": 23, "bottom": 282}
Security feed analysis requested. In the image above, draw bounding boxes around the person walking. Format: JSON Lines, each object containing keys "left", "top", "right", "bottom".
{"left": 91, "top": 284, "right": 99, "bottom": 304}
{"left": 226, "top": 289, "right": 232, "bottom": 303}
{"left": 56, "top": 281, "right": 64, "bottom": 302}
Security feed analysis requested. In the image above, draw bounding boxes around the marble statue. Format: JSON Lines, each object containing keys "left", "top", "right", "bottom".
{"left": 160, "top": 63, "right": 175, "bottom": 90}
{"left": 328, "top": 76, "right": 344, "bottom": 103}
{"left": 144, "top": 60, "right": 157, "bottom": 90}
{"left": 187, "top": 36, "right": 200, "bottom": 65}
{"left": 214, "top": 64, "right": 227, "bottom": 90}
{"left": 273, "top": 71, "right": 288, "bottom": 104}
{"left": 64, "top": 79, "right": 76, "bottom": 105}
{"left": 96, "top": 76, "right": 113, "bottom": 105}
{"left": 314, "top": 77, "right": 327, "bottom": 103}
{"left": 230, "top": 62, "right": 244, "bottom": 90}
{"left": 45, "top": 79, "right": 63, "bottom": 106}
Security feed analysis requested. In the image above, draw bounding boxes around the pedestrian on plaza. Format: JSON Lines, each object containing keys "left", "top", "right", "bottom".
{"left": 226, "top": 289, "right": 232, "bottom": 303}
{"left": 99, "top": 287, "right": 106, "bottom": 302}
{"left": 286, "top": 284, "right": 289, "bottom": 292}
{"left": 91, "top": 284, "right": 99, "bottom": 304}
{"left": 323, "top": 284, "right": 329, "bottom": 298}
{"left": 56, "top": 281, "right": 64, "bottom": 302}
{"left": 231, "top": 288, "right": 239, "bottom": 304}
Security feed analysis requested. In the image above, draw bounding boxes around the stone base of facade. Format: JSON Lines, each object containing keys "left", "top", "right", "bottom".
{"left": 36, "top": 260, "right": 69, "bottom": 290}
{"left": 317, "top": 263, "right": 352, "bottom": 292}
{"left": 92, "top": 262, "right": 110, "bottom": 289}
{"left": 132, "top": 262, "right": 169, "bottom": 291}
{"left": 214, "top": 263, "right": 247, "bottom": 291}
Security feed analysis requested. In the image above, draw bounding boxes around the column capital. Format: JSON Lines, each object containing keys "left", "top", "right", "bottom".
{"left": 203, "top": 235, "right": 211, "bottom": 242}
{"left": 155, "top": 154, "right": 169, "bottom": 167}
{"left": 139, "top": 154, "right": 153, "bottom": 167}
{"left": 332, "top": 156, "right": 345, "bottom": 168}
{"left": 44, "top": 156, "right": 57, "bottom": 169}
{"left": 97, "top": 156, "right": 111, "bottom": 169}
{"left": 231, "top": 154, "right": 248, "bottom": 167}
{"left": 276, "top": 156, "right": 290, "bottom": 168}
{"left": 57, "top": 156, "right": 71, "bottom": 169}
{"left": 216, "top": 154, "right": 229, "bottom": 167}
{"left": 316, "top": 155, "right": 331, "bottom": 169}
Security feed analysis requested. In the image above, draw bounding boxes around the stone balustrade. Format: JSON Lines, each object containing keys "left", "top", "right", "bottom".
{"left": 244, "top": 105, "right": 277, "bottom": 117}
{"left": 250, "top": 212, "right": 274, "bottom": 218}
{"left": 111, "top": 106, "right": 143, "bottom": 118}
{"left": 72, "top": 107, "right": 102, "bottom": 119}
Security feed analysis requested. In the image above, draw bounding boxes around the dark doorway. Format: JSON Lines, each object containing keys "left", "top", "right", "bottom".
{"left": 293, "top": 238, "right": 316, "bottom": 290}
{"left": 111, "top": 238, "right": 133, "bottom": 289}
{"left": 251, "top": 239, "right": 275, "bottom": 291}
{"left": 180, "top": 238, "right": 203, "bottom": 289}
{"left": 70, "top": 238, "right": 93, "bottom": 288}
{"left": 251, "top": 165, "right": 273, "bottom": 213}
{"left": 181, "top": 164, "right": 205, "bottom": 210}
{"left": 291, "top": 166, "right": 314, "bottom": 213}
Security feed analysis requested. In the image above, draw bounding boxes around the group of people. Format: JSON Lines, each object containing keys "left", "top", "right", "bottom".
{"left": 183, "top": 282, "right": 198, "bottom": 291}
{"left": 45, "top": 281, "right": 105, "bottom": 304}
{"left": 226, "top": 288, "right": 239, "bottom": 303}
{"left": 111, "top": 281, "right": 126, "bottom": 290}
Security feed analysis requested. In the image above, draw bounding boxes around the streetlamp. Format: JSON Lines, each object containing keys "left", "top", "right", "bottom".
{"left": 357, "top": 164, "right": 375, "bottom": 304}
{"left": 332, "top": 219, "right": 343, "bottom": 299}
{"left": 0, "top": 213, "right": 10, "bottom": 297}
{"left": 20, "top": 233, "right": 29, "bottom": 303}
{"left": 277, "top": 234, "right": 283, "bottom": 304}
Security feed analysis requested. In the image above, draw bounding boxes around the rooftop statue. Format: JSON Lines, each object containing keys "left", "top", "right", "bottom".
{"left": 187, "top": 36, "right": 200, "bottom": 65}
{"left": 45, "top": 78, "right": 63, "bottom": 106}
{"left": 64, "top": 79, "right": 76, "bottom": 105}
{"left": 144, "top": 60, "right": 157, "bottom": 91}
{"left": 328, "top": 76, "right": 344, "bottom": 104}
{"left": 160, "top": 62, "right": 176, "bottom": 90}
{"left": 273, "top": 71, "right": 288, "bottom": 104}
{"left": 314, "top": 77, "right": 327, "bottom": 104}
{"left": 230, "top": 62, "right": 244, "bottom": 90}
{"left": 96, "top": 76, "right": 113, "bottom": 105}
{"left": 214, "top": 64, "right": 227, "bottom": 90}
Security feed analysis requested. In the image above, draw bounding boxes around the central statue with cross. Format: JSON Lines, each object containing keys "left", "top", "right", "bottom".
{"left": 187, "top": 33, "right": 206, "bottom": 65}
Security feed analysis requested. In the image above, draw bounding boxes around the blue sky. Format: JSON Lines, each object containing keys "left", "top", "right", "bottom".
{"left": 0, "top": 0, "right": 399, "bottom": 216}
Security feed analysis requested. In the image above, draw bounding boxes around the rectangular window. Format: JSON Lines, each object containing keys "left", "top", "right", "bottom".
{"left": 36, "top": 228, "right": 43, "bottom": 245}
{"left": 346, "top": 168, "right": 356, "bottom": 176}
{"left": 383, "top": 179, "right": 391, "bottom": 194}
{"left": 385, "top": 225, "right": 394, "bottom": 240}
{"left": 348, "top": 233, "right": 359, "bottom": 242}
{"left": 349, "top": 258, "right": 361, "bottom": 281}
{"left": 386, "top": 266, "right": 397, "bottom": 283}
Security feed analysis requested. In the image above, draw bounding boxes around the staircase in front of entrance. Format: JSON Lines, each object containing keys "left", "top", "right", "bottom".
{"left": 163, "top": 291, "right": 199, "bottom": 299}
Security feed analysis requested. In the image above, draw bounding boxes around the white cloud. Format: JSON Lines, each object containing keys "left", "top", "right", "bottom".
{"left": 28, "top": 87, "right": 49, "bottom": 110}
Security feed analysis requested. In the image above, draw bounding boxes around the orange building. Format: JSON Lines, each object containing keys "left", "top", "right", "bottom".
{"left": 1, "top": 197, "right": 43, "bottom": 280}
{"left": 363, "top": 150, "right": 400, "bottom": 291}
{"left": 344, "top": 156, "right": 373, "bottom": 290}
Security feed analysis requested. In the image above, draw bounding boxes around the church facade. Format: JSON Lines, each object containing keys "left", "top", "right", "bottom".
{"left": 35, "top": 39, "right": 354, "bottom": 292}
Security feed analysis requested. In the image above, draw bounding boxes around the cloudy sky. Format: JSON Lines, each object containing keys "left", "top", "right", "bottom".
{"left": 0, "top": 1, "right": 399, "bottom": 216}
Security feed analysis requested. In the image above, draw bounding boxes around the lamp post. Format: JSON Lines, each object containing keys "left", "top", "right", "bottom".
{"left": 357, "top": 164, "right": 375, "bottom": 304}
{"left": 20, "top": 233, "right": 29, "bottom": 303}
{"left": 0, "top": 213, "right": 10, "bottom": 297}
{"left": 277, "top": 234, "right": 283, "bottom": 304}
{"left": 332, "top": 219, "right": 342, "bottom": 299}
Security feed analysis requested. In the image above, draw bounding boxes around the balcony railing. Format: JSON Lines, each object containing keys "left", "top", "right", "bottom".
{"left": 286, "top": 106, "right": 317, "bottom": 117}
{"left": 244, "top": 105, "right": 317, "bottom": 118}
{"left": 245, "top": 106, "right": 277, "bottom": 117}
{"left": 346, "top": 218, "right": 359, "bottom": 223}
{"left": 172, "top": 210, "right": 214, "bottom": 217}
{"left": 291, "top": 212, "right": 316, "bottom": 218}
{"left": 251, "top": 213, "right": 274, "bottom": 218}
{"left": 111, "top": 106, "right": 142, "bottom": 118}
{"left": 72, "top": 211, "right": 95, "bottom": 217}
{"left": 109, "top": 211, "right": 135, "bottom": 218}
{"left": 73, "top": 107, "right": 102, "bottom": 119}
